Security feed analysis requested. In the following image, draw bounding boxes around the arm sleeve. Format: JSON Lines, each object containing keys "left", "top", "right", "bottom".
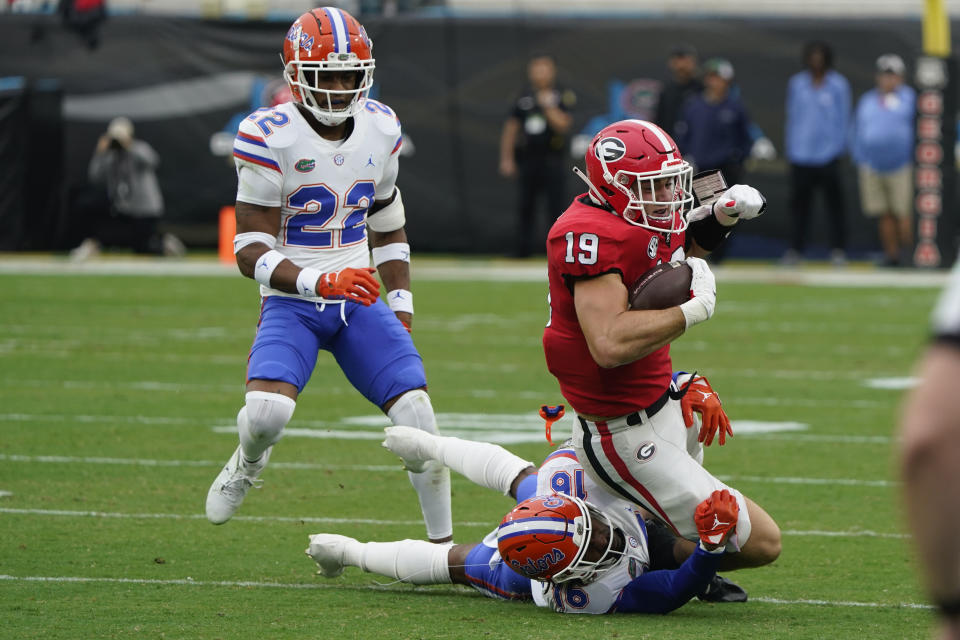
{"left": 614, "top": 546, "right": 722, "bottom": 614}
{"left": 686, "top": 210, "right": 733, "bottom": 252}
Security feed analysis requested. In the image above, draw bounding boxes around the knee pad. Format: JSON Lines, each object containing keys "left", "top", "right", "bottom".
{"left": 239, "top": 391, "right": 296, "bottom": 453}
{"left": 386, "top": 389, "right": 437, "bottom": 435}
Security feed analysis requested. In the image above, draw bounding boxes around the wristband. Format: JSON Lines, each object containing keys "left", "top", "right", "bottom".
{"left": 371, "top": 242, "right": 411, "bottom": 267}
{"left": 253, "top": 250, "right": 286, "bottom": 287}
{"left": 679, "top": 298, "right": 709, "bottom": 328}
{"left": 296, "top": 267, "right": 324, "bottom": 298}
{"left": 698, "top": 541, "right": 726, "bottom": 555}
{"left": 233, "top": 231, "right": 277, "bottom": 254}
{"left": 386, "top": 289, "right": 414, "bottom": 315}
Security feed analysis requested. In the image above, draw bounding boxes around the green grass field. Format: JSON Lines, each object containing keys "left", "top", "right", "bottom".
{"left": 0, "top": 257, "right": 945, "bottom": 639}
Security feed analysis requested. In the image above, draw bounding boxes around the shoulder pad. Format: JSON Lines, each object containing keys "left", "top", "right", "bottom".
{"left": 237, "top": 105, "right": 298, "bottom": 150}
{"left": 360, "top": 99, "right": 402, "bottom": 136}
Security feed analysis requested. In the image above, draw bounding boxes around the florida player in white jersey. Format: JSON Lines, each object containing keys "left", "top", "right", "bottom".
{"left": 543, "top": 119, "right": 780, "bottom": 569}
{"left": 204, "top": 7, "right": 452, "bottom": 543}
{"left": 304, "top": 380, "right": 746, "bottom": 613}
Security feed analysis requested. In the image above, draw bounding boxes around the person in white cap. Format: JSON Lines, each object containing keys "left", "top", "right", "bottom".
{"left": 850, "top": 54, "right": 916, "bottom": 267}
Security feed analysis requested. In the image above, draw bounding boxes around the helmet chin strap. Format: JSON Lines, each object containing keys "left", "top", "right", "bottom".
{"left": 572, "top": 166, "right": 611, "bottom": 209}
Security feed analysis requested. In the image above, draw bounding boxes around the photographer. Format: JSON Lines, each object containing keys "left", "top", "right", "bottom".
{"left": 70, "top": 117, "right": 184, "bottom": 260}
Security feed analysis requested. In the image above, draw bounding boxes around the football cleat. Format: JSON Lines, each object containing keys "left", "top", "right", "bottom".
{"left": 698, "top": 574, "right": 748, "bottom": 603}
{"left": 306, "top": 533, "right": 354, "bottom": 578}
{"left": 381, "top": 425, "right": 438, "bottom": 473}
{"left": 205, "top": 445, "right": 271, "bottom": 524}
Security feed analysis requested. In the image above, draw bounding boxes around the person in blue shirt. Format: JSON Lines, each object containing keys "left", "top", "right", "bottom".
{"left": 675, "top": 58, "right": 754, "bottom": 264}
{"left": 676, "top": 58, "right": 753, "bottom": 187}
{"left": 850, "top": 54, "right": 916, "bottom": 267}
{"left": 784, "top": 41, "right": 852, "bottom": 266}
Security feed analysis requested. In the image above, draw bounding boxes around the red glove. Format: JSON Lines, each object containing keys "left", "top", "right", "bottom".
{"left": 694, "top": 489, "right": 739, "bottom": 549}
{"left": 317, "top": 268, "right": 380, "bottom": 306}
{"left": 680, "top": 375, "right": 732, "bottom": 446}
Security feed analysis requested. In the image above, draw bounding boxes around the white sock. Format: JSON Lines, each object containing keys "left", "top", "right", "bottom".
{"left": 432, "top": 435, "right": 534, "bottom": 495}
{"left": 345, "top": 539, "right": 451, "bottom": 585}
{"left": 387, "top": 390, "right": 452, "bottom": 540}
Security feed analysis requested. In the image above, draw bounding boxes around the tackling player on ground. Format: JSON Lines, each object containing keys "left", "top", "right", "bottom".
{"left": 543, "top": 119, "right": 781, "bottom": 567}
{"left": 306, "top": 410, "right": 743, "bottom": 613}
{"left": 205, "top": 7, "right": 452, "bottom": 543}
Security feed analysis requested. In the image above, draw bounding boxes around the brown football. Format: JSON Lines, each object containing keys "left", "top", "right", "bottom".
{"left": 627, "top": 261, "right": 693, "bottom": 310}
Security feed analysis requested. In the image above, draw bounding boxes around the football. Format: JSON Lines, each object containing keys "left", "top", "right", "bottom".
{"left": 627, "top": 261, "right": 693, "bottom": 310}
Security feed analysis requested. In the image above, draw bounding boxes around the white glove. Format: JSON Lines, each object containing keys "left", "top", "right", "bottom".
{"left": 713, "top": 184, "right": 767, "bottom": 221}
{"left": 679, "top": 257, "right": 716, "bottom": 329}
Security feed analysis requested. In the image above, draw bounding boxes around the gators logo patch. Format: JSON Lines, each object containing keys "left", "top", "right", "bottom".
{"left": 295, "top": 158, "right": 316, "bottom": 173}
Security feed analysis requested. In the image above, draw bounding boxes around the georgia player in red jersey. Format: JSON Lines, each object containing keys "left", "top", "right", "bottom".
{"left": 543, "top": 119, "right": 781, "bottom": 571}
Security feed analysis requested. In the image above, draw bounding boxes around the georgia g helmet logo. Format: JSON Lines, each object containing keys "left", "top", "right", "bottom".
{"left": 595, "top": 137, "right": 626, "bottom": 162}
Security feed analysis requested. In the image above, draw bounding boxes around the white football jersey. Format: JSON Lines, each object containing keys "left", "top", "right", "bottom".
{"left": 232, "top": 99, "right": 403, "bottom": 301}
{"left": 531, "top": 447, "right": 652, "bottom": 614}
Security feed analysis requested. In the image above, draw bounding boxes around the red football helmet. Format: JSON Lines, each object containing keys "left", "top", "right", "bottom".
{"left": 282, "top": 7, "right": 375, "bottom": 126}
{"left": 575, "top": 119, "right": 693, "bottom": 234}
{"left": 497, "top": 494, "right": 622, "bottom": 584}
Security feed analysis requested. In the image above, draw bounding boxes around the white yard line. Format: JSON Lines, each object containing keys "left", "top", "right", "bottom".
{"left": 0, "top": 507, "right": 490, "bottom": 528}
{"left": 0, "top": 574, "right": 931, "bottom": 610}
{"left": 0, "top": 453, "right": 896, "bottom": 487}
{"left": 0, "top": 256, "right": 950, "bottom": 287}
{"left": 0, "top": 508, "right": 908, "bottom": 539}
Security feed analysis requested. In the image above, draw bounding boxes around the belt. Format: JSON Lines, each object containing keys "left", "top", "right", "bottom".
{"left": 577, "top": 379, "right": 692, "bottom": 430}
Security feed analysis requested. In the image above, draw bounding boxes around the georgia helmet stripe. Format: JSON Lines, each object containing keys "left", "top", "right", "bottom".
{"left": 323, "top": 6, "right": 350, "bottom": 53}
{"left": 627, "top": 119, "right": 675, "bottom": 161}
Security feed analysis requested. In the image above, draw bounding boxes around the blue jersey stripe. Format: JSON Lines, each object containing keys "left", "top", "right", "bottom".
{"left": 237, "top": 132, "right": 267, "bottom": 148}
{"left": 233, "top": 148, "right": 281, "bottom": 172}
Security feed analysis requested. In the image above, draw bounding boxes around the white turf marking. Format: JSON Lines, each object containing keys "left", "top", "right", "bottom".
{"left": 0, "top": 454, "right": 395, "bottom": 472}
{"left": 0, "top": 257, "right": 950, "bottom": 288}
{"left": 216, "top": 415, "right": 807, "bottom": 445}
{"left": 750, "top": 596, "right": 930, "bottom": 610}
{"left": 2, "top": 453, "right": 895, "bottom": 488}
{"left": 0, "top": 574, "right": 932, "bottom": 609}
{"left": 781, "top": 529, "right": 908, "bottom": 539}
{"left": 1, "top": 508, "right": 907, "bottom": 540}
{"left": 863, "top": 377, "right": 920, "bottom": 390}
{"left": 0, "top": 491, "right": 12, "bottom": 498}
{"left": 0, "top": 508, "right": 492, "bottom": 528}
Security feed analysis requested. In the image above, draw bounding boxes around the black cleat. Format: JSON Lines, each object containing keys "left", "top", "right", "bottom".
{"left": 698, "top": 574, "right": 748, "bottom": 603}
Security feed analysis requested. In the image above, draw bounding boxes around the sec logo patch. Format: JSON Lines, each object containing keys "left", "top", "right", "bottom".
{"left": 636, "top": 441, "right": 656, "bottom": 462}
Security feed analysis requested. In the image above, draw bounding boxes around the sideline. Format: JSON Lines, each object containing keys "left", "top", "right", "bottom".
{"left": 0, "top": 255, "right": 950, "bottom": 287}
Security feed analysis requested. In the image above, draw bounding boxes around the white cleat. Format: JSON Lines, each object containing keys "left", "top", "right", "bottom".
{"left": 205, "top": 445, "right": 271, "bottom": 524}
{"left": 306, "top": 534, "right": 355, "bottom": 578}
{"left": 382, "top": 425, "right": 439, "bottom": 473}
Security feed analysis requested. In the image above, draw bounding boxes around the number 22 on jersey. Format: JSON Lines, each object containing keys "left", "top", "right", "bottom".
{"left": 284, "top": 181, "right": 376, "bottom": 249}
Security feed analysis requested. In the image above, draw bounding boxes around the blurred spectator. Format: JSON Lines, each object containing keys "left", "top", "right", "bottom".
{"left": 675, "top": 58, "right": 753, "bottom": 264}
{"left": 900, "top": 257, "right": 960, "bottom": 640}
{"left": 70, "top": 117, "right": 185, "bottom": 260}
{"left": 675, "top": 58, "right": 753, "bottom": 185}
{"left": 850, "top": 54, "right": 916, "bottom": 267}
{"left": 654, "top": 43, "right": 703, "bottom": 141}
{"left": 499, "top": 54, "right": 576, "bottom": 258}
{"left": 59, "top": 0, "right": 106, "bottom": 50}
{"left": 784, "top": 41, "right": 851, "bottom": 267}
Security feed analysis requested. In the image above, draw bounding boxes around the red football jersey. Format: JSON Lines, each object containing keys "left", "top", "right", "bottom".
{"left": 543, "top": 195, "right": 686, "bottom": 417}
